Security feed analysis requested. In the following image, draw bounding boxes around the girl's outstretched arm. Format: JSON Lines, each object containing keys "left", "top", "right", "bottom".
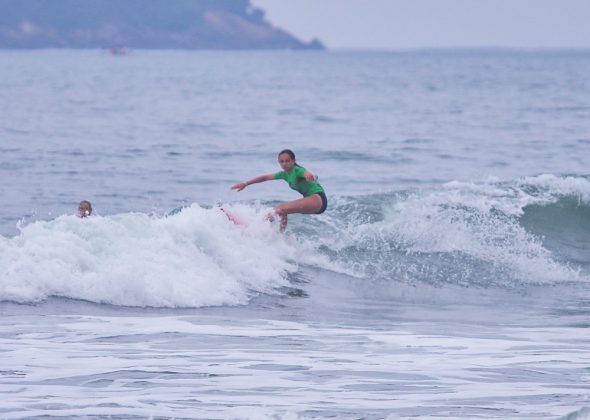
{"left": 231, "top": 174, "right": 274, "bottom": 191}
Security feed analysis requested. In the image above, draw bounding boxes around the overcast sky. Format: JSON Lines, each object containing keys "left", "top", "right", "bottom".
{"left": 251, "top": 0, "right": 590, "bottom": 49}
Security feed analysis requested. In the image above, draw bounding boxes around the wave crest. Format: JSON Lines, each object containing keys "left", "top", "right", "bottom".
{"left": 309, "top": 175, "right": 588, "bottom": 287}
{"left": 0, "top": 204, "right": 295, "bottom": 307}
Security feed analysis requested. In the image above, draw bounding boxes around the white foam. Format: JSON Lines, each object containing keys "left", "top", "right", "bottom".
{"left": 521, "top": 173, "right": 590, "bottom": 204}
{"left": 322, "top": 176, "right": 585, "bottom": 285}
{"left": 383, "top": 182, "right": 580, "bottom": 283}
{"left": 0, "top": 204, "right": 296, "bottom": 307}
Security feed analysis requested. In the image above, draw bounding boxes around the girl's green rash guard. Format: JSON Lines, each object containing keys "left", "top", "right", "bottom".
{"left": 273, "top": 166, "right": 325, "bottom": 197}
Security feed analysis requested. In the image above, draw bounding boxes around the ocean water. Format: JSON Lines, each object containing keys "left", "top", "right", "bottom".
{"left": 1, "top": 49, "right": 590, "bottom": 419}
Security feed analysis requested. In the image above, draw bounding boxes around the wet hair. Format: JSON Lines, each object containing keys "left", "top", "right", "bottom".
{"left": 78, "top": 200, "right": 92, "bottom": 217}
{"left": 278, "top": 149, "right": 301, "bottom": 167}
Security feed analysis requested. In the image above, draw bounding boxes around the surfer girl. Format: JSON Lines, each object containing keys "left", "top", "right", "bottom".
{"left": 231, "top": 149, "right": 327, "bottom": 231}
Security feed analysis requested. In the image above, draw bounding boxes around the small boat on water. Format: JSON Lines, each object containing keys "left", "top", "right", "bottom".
{"left": 106, "top": 46, "right": 129, "bottom": 56}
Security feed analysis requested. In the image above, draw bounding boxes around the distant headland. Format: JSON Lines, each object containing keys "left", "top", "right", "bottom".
{"left": 0, "top": 0, "right": 324, "bottom": 50}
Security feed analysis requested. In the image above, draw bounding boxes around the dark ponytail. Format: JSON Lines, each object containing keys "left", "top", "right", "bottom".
{"left": 278, "top": 149, "right": 301, "bottom": 167}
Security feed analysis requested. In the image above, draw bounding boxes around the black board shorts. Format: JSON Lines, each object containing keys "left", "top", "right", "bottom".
{"left": 315, "top": 192, "right": 328, "bottom": 214}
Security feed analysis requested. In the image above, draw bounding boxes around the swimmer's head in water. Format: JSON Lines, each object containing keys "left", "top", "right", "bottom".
{"left": 78, "top": 200, "right": 92, "bottom": 218}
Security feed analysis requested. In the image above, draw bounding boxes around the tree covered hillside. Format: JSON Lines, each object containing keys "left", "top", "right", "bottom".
{"left": 0, "top": 0, "right": 324, "bottom": 49}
